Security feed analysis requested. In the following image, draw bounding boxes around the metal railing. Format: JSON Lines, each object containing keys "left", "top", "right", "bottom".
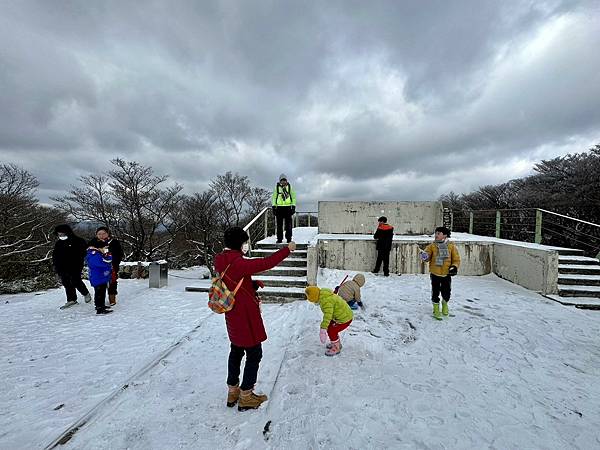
{"left": 243, "top": 208, "right": 319, "bottom": 250}
{"left": 451, "top": 208, "right": 600, "bottom": 258}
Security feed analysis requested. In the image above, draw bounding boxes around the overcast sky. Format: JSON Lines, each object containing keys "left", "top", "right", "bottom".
{"left": 1, "top": 0, "right": 599, "bottom": 210}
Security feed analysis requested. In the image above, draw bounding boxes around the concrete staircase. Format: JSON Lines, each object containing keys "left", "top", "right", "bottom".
{"left": 251, "top": 242, "right": 308, "bottom": 303}
{"left": 557, "top": 249, "right": 600, "bottom": 297}
{"left": 549, "top": 248, "right": 600, "bottom": 309}
{"left": 185, "top": 242, "right": 308, "bottom": 303}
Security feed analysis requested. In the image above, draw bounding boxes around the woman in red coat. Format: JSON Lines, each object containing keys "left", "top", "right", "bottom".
{"left": 214, "top": 227, "right": 296, "bottom": 411}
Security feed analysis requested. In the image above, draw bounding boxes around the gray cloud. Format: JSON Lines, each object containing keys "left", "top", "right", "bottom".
{"left": 0, "top": 0, "right": 599, "bottom": 211}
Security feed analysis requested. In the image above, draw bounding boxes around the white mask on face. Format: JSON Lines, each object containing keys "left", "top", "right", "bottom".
{"left": 242, "top": 243, "right": 250, "bottom": 254}
{"left": 58, "top": 236, "right": 68, "bottom": 240}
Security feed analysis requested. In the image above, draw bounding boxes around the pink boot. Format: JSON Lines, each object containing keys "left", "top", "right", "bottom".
{"left": 325, "top": 339, "right": 341, "bottom": 356}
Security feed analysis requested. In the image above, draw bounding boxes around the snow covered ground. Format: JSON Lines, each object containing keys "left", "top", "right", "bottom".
{"left": 2, "top": 231, "right": 600, "bottom": 449}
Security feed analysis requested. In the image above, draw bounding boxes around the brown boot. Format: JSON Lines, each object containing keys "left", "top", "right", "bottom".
{"left": 238, "top": 389, "right": 268, "bottom": 411}
{"left": 227, "top": 384, "right": 240, "bottom": 407}
{"left": 109, "top": 294, "right": 117, "bottom": 306}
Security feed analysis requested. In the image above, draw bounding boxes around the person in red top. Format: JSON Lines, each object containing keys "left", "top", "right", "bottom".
{"left": 373, "top": 216, "right": 394, "bottom": 276}
{"left": 214, "top": 226, "right": 296, "bottom": 411}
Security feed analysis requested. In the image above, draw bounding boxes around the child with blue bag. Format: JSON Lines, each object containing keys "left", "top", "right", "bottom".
{"left": 86, "top": 244, "right": 114, "bottom": 315}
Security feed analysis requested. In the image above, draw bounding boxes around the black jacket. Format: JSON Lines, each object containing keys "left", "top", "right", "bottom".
{"left": 52, "top": 234, "right": 87, "bottom": 275}
{"left": 374, "top": 224, "right": 394, "bottom": 252}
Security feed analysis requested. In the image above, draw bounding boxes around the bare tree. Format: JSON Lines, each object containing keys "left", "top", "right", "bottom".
{"left": 209, "top": 172, "right": 252, "bottom": 227}
{"left": 0, "top": 165, "right": 65, "bottom": 286}
{"left": 178, "top": 191, "right": 223, "bottom": 275}
{"left": 53, "top": 159, "right": 184, "bottom": 261}
{"left": 246, "top": 186, "right": 271, "bottom": 217}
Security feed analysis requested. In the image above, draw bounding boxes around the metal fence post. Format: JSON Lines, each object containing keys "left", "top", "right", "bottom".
{"left": 535, "top": 209, "right": 542, "bottom": 244}
{"left": 308, "top": 214, "right": 311, "bottom": 227}
{"left": 495, "top": 210, "right": 501, "bottom": 238}
{"left": 264, "top": 210, "right": 268, "bottom": 240}
{"left": 469, "top": 212, "right": 474, "bottom": 234}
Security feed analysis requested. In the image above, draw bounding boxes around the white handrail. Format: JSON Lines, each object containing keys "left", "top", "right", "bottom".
{"left": 243, "top": 206, "right": 270, "bottom": 232}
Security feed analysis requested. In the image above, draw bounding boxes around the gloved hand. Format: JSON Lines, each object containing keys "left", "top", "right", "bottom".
{"left": 448, "top": 265, "right": 458, "bottom": 276}
{"left": 252, "top": 280, "right": 265, "bottom": 291}
{"left": 419, "top": 250, "right": 429, "bottom": 261}
{"left": 319, "top": 329, "right": 328, "bottom": 344}
{"left": 291, "top": 205, "right": 296, "bottom": 215}
{"left": 357, "top": 301, "right": 365, "bottom": 309}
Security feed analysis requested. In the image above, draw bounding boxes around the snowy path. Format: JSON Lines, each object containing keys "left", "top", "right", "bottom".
{"left": 3, "top": 268, "right": 600, "bottom": 449}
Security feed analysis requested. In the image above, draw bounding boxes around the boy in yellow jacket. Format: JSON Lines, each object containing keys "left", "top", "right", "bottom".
{"left": 305, "top": 286, "right": 353, "bottom": 356}
{"left": 420, "top": 226, "right": 460, "bottom": 320}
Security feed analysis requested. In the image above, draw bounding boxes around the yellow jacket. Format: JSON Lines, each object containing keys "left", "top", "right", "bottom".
{"left": 424, "top": 241, "right": 460, "bottom": 277}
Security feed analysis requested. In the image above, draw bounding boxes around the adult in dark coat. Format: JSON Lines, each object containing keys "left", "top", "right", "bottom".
{"left": 88, "top": 226, "right": 123, "bottom": 305}
{"left": 373, "top": 216, "right": 394, "bottom": 276}
{"left": 52, "top": 224, "right": 91, "bottom": 308}
{"left": 214, "top": 226, "right": 295, "bottom": 411}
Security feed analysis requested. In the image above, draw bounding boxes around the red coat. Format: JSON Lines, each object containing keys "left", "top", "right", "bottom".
{"left": 214, "top": 247, "right": 290, "bottom": 347}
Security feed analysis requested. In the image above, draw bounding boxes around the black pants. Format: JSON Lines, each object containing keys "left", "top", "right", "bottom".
{"left": 60, "top": 272, "right": 89, "bottom": 302}
{"left": 227, "top": 343, "right": 262, "bottom": 391}
{"left": 94, "top": 284, "right": 108, "bottom": 310}
{"left": 374, "top": 250, "right": 390, "bottom": 276}
{"left": 275, "top": 207, "right": 293, "bottom": 242}
{"left": 430, "top": 274, "right": 451, "bottom": 303}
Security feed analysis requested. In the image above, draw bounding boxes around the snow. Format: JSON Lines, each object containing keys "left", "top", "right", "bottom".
{"left": 3, "top": 262, "right": 600, "bottom": 448}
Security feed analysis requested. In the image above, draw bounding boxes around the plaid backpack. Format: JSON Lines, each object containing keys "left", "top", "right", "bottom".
{"left": 208, "top": 264, "right": 244, "bottom": 314}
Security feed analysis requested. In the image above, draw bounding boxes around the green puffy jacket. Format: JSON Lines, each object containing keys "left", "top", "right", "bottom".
{"left": 318, "top": 288, "right": 353, "bottom": 329}
{"left": 272, "top": 183, "right": 296, "bottom": 207}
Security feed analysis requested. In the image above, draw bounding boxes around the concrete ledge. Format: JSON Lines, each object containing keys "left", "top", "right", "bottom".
{"left": 308, "top": 232, "right": 563, "bottom": 295}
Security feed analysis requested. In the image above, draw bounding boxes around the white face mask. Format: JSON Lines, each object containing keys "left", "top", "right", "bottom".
{"left": 58, "top": 235, "right": 68, "bottom": 240}
{"left": 242, "top": 243, "right": 250, "bottom": 254}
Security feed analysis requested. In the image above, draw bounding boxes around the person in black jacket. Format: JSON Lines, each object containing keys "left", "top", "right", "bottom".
{"left": 52, "top": 224, "right": 91, "bottom": 309}
{"left": 89, "top": 226, "right": 123, "bottom": 306}
{"left": 373, "top": 216, "right": 394, "bottom": 276}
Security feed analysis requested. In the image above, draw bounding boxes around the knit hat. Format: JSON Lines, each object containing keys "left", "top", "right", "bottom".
{"left": 279, "top": 173, "right": 288, "bottom": 181}
{"left": 353, "top": 273, "right": 365, "bottom": 287}
{"left": 305, "top": 286, "right": 320, "bottom": 303}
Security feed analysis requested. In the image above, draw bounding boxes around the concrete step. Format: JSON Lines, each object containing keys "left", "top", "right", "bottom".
{"left": 273, "top": 258, "right": 307, "bottom": 267}
{"left": 558, "top": 274, "right": 600, "bottom": 286}
{"left": 558, "top": 255, "right": 600, "bottom": 265}
{"left": 544, "top": 294, "right": 600, "bottom": 310}
{"left": 184, "top": 285, "right": 306, "bottom": 303}
{"left": 558, "top": 264, "right": 600, "bottom": 275}
{"left": 260, "top": 266, "right": 307, "bottom": 277}
{"left": 254, "top": 275, "right": 307, "bottom": 288}
{"left": 250, "top": 249, "right": 307, "bottom": 258}
{"left": 557, "top": 284, "right": 600, "bottom": 298}
{"left": 555, "top": 248, "right": 586, "bottom": 256}
{"left": 255, "top": 243, "right": 308, "bottom": 250}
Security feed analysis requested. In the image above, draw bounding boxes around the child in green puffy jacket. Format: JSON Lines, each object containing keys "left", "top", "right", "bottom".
{"left": 305, "top": 286, "right": 353, "bottom": 356}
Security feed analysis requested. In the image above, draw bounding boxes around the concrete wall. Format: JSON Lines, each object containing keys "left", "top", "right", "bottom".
{"left": 493, "top": 243, "right": 559, "bottom": 295}
{"left": 308, "top": 236, "right": 558, "bottom": 294}
{"left": 315, "top": 239, "right": 492, "bottom": 276}
{"left": 318, "top": 201, "right": 443, "bottom": 235}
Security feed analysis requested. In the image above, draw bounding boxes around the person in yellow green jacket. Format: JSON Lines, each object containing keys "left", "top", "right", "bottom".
{"left": 271, "top": 174, "right": 296, "bottom": 243}
{"left": 420, "top": 226, "right": 461, "bottom": 320}
{"left": 305, "top": 286, "right": 353, "bottom": 356}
